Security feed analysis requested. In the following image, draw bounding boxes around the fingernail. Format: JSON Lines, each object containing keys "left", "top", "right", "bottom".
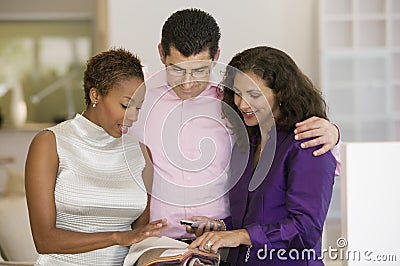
{"left": 294, "top": 135, "right": 299, "bottom": 140}
{"left": 294, "top": 129, "right": 297, "bottom": 134}
{"left": 300, "top": 143, "right": 305, "bottom": 148}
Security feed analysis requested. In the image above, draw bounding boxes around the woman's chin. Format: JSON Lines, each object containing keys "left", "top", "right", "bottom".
{"left": 243, "top": 118, "right": 259, "bottom": 127}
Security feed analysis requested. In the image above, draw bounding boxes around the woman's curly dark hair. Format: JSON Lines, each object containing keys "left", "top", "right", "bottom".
{"left": 83, "top": 48, "right": 144, "bottom": 106}
{"left": 222, "top": 46, "right": 328, "bottom": 144}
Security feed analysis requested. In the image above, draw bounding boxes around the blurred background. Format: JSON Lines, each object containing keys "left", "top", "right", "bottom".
{"left": 0, "top": 0, "right": 398, "bottom": 142}
{"left": 0, "top": 0, "right": 106, "bottom": 125}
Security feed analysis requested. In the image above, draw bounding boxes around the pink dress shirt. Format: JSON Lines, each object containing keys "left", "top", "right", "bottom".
{"left": 132, "top": 76, "right": 233, "bottom": 239}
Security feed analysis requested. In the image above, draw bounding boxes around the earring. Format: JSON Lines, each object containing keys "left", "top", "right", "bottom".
{"left": 279, "top": 102, "right": 282, "bottom": 107}
{"left": 92, "top": 101, "right": 97, "bottom": 108}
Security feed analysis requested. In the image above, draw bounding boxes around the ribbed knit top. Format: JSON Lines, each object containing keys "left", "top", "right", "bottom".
{"left": 35, "top": 114, "right": 147, "bottom": 266}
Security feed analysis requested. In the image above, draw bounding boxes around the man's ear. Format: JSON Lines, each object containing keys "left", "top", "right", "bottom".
{"left": 158, "top": 43, "right": 166, "bottom": 64}
{"left": 211, "top": 48, "right": 221, "bottom": 69}
{"left": 213, "top": 47, "right": 221, "bottom": 61}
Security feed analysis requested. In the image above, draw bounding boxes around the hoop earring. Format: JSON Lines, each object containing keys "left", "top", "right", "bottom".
{"left": 92, "top": 101, "right": 97, "bottom": 108}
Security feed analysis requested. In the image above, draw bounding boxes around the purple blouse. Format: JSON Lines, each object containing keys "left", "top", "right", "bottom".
{"left": 225, "top": 130, "right": 336, "bottom": 265}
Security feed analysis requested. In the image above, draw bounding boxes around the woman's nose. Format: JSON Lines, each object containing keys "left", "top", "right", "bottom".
{"left": 238, "top": 96, "right": 250, "bottom": 109}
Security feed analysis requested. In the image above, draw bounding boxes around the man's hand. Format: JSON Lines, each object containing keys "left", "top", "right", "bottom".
{"left": 294, "top": 116, "right": 339, "bottom": 156}
{"left": 184, "top": 216, "right": 224, "bottom": 237}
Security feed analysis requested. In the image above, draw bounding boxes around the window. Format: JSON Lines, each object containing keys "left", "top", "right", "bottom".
{"left": 0, "top": 20, "right": 92, "bottom": 125}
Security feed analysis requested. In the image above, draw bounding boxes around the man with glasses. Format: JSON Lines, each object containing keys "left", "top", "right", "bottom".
{"left": 133, "top": 8, "right": 340, "bottom": 242}
{"left": 166, "top": 62, "right": 212, "bottom": 80}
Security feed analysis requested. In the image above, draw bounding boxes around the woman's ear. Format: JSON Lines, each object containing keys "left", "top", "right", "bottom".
{"left": 89, "top": 88, "right": 99, "bottom": 106}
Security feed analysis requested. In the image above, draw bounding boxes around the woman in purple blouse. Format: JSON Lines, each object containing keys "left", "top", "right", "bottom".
{"left": 188, "top": 46, "right": 336, "bottom": 265}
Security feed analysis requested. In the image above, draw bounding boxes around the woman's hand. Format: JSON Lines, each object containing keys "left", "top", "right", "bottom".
{"left": 185, "top": 216, "right": 225, "bottom": 237}
{"left": 115, "top": 219, "right": 167, "bottom": 246}
{"left": 188, "top": 229, "right": 251, "bottom": 253}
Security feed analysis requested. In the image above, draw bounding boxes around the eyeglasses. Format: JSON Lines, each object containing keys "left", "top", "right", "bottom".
{"left": 166, "top": 65, "right": 211, "bottom": 79}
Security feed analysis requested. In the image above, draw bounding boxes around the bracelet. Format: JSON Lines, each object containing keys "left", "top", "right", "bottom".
{"left": 245, "top": 245, "right": 252, "bottom": 262}
{"left": 331, "top": 122, "right": 341, "bottom": 146}
{"left": 215, "top": 219, "right": 226, "bottom": 231}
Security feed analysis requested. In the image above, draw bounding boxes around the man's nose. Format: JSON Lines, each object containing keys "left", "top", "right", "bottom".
{"left": 182, "top": 71, "right": 195, "bottom": 88}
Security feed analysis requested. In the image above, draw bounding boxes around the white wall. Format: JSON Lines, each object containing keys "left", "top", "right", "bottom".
{"left": 107, "top": 0, "right": 320, "bottom": 84}
{"left": 340, "top": 142, "right": 400, "bottom": 265}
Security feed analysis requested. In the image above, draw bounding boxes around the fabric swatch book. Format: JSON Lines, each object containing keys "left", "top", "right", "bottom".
{"left": 123, "top": 236, "right": 220, "bottom": 266}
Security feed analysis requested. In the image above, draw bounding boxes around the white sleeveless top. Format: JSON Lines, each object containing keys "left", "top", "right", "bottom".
{"left": 35, "top": 114, "right": 147, "bottom": 266}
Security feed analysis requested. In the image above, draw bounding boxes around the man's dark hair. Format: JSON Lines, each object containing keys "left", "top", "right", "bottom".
{"left": 161, "top": 8, "right": 221, "bottom": 59}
